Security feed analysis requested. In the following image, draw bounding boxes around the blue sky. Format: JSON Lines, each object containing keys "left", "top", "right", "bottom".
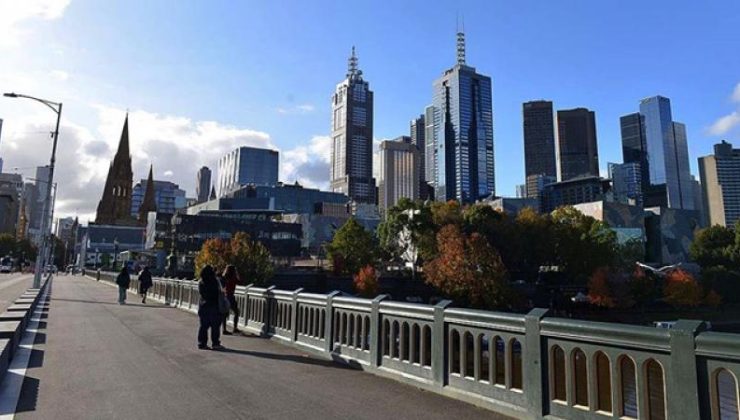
{"left": 0, "top": 0, "right": 738, "bottom": 219}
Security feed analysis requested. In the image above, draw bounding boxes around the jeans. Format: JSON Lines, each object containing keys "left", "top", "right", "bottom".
{"left": 198, "top": 306, "right": 221, "bottom": 347}
{"left": 222, "top": 295, "right": 239, "bottom": 331}
{"left": 118, "top": 286, "right": 127, "bottom": 303}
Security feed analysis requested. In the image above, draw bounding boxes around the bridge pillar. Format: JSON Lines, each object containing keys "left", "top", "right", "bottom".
{"left": 523, "top": 308, "right": 548, "bottom": 418}
{"left": 369, "top": 294, "right": 389, "bottom": 368}
{"left": 432, "top": 300, "right": 452, "bottom": 388}
{"left": 324, "top": 291, "right": 341, "bottom": 353}
{"left": 290, "top": 288, "right": 303, "bottom": 342}
{"left": 668, "top": 319, "right": 705, "bottom": 419}
{"left": 262, "top": 286, "right": 275, "bottom": 336}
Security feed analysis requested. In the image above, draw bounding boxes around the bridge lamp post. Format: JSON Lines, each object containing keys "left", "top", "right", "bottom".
{"left": 3, "top": 92, "right": 63, "bottom": 289}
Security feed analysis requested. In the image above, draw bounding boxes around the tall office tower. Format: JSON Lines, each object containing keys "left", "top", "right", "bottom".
{"left": 691, "top": 175, "right": 706, "bottom": 228}
{"left": 330, "top": 47, "right": 376, "bottom": 204}
{"left": 699, "top": 140, "right": 740, "bottom": 227}
{"left": 423, "top": 105, "right": 435, "bottom": 186}
{"left": 638, "top": 95, "right": 693, "bottom": 209}
{"left": 410, "top": 114, "right": 428, "bottom": 199}
{"left": 378, "top": 137, "right": 419, "bottom": 211}
{"left": 196, "top": 166, "right": 211, "bottom": 203}
{"left": 523, "top": 100, "right": 556, "bottom": 197}
{"left": 430, "top": 30, "right": 494, "bottom": 202}
{"left": 557, "top": 108, "right": 599, "bottom": 181}
{"left": 609, "top": 162, "right": 642, "bottom": 206}
{"left": 217, "top": 146, "right": 279, "bottom": 197}
{"left": 526, "top": 173, "right": 557, "bottom": 200}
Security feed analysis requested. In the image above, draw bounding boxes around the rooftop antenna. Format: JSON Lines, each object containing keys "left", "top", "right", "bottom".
{"left": 347, "top": 46, "right": 359, "bottom": 78}
{"left": 456, "top": 15, "right": 466, "bottom": 66}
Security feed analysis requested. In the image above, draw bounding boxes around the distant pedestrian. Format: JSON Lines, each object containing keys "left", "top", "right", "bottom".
{"left": 198, "top": 265, "right": 224, "bottom": 350}
{"left": 116, "top": 266, "right": 130, "bottom": 304}
{"left": 139, "top": 266, "right": 153, "bottom": 303}
{"left": 220, "top": 265, "right": 241, "bottom": 335}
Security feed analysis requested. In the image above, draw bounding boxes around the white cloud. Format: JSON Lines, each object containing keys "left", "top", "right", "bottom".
{"left": 281, "top": 135, "right": 331, "bottom": 189}
{"left": 163, "top": 170, "right": 173, "bottom": 177}
{"left": 276, "top": 103, "right": 316, "bottom": 115}
{"left": 0, "top": 0, "right": 71, "bottom": 47}
{"left": 732, "top": 82, "right": 740, "bottom": 103}
{"left": 49, "top": 69, "right": 69, "bottom": 81}
{"left": 708, "top": 111, "right": 740, "bottom": 136}
{"left": 296, "top": 104, "right": 315, "bottom": 112}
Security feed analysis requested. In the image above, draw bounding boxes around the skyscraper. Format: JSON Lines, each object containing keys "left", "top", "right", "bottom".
{"left": 431, "top": 30, "right": 494, "bottom": 202}
{"left": 699, "top": 140, "right": 740, "bottom": 227}
{"left": 609, "top": 162, "right": 642, "bottom": 206}
{"left": 196, "top": 166, "right": 211, "bottom": 203}
{"left": 217, "top": 146, "right": 279, "bottom": 197}
{"left": 423, "top": 105, "right": 435, "bottom": 185}
{"left": 523, "top": 100, "right": 556, "bottom": 197}
{"left": 637, "top": 95, "right": 693, "bottom": 209}
{"left": 410, "top": 114, "right": 428, "bottom": 199}
{"left": 557, "top": 108, "right": 599, "bottom": 181}
{"left": 378, "top": 137, "right": 419, "bottom": 211}
{"left": 330, "top": 47, "right": 376, "bottom": 204}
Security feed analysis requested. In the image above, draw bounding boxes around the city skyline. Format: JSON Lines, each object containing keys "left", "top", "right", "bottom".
{"left": 0, "top": 1, "right": 738, "bottom": 220}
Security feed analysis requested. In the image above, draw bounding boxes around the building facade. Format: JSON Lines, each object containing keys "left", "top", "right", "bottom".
{"left": 96, "top": 115, "right": 135, "bottom": 225}
{"left": 431, "top": 32, "right": 494, "bottom": 203}
{"left": 525, "top": 173, "right": 557, "bottom": 201}
{"left": 410, "top": 114, "right": 429, "bottom": 199}
{"left": 699, "top": 140, "right": 740, "bottom": 227}
{"left": 0, "top": 173, "right": 23, "bottom": 236}
{"left": 131, "top": 177, "right": 186, "bottom": 217}
{"left": 540, "top": 176, "right": 610, "bottom": 213}
{"left": 196, "top": 166, "right": 211, "bottom": 203}
{"left": 557, "top": 108, "right": 599, "bottom": 181}
{"left": 609, "top": 162, "right": 643, "bottom": 206}
{"left": 378, "top": 137, "right": 419, "bottom": 211}
{"left": 217, "top": 146, "right": 279, "bottom": 197}
{"left": 523, "top": 100, "right": 556, "bottom": 197}
{"left": 330, "top": 47, "right": 376, "bottom": 204}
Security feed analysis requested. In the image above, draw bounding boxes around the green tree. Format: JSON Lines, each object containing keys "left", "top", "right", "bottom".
{"left": 326, "top": 218, "right": 377, "bottom": 276}
{"left": 377, "top": 198, "right": 434, "bottom": 263}
{"left": 230, "top": 232, "right": 274, "bottom": 286}
{"left": 690, "top": 225, "right": 735, "bottom": 268}
{"left": 51, "top": 236, "right": 66, "bottom": 267}
{"left": 15, "top": 238, "right": 37, "bottom": 262}
{"left": 0, "top": 234, "right": 15, "bottom": 257}
{"left": 513, "top": 207, "right": 554, "bottom": 281}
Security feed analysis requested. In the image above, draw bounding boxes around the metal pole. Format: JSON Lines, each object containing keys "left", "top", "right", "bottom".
{"left": 33, "top": 103, "right": 62, "bottom": 288}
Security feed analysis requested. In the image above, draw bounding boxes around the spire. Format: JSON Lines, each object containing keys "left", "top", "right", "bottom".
{"left": 209, "top": 185, "right": 216, "bottom": 200}
{"left": 347, "top": 46, "right": 361, "bottom": 79}
{"left": 456, "top": 26, "right": 466, "bottom": 66}
{"left": 138, "top": 164, "right": 156, "bottom": 223}
{"left": 115, "top": 113, "right": 130, "bottom": 161}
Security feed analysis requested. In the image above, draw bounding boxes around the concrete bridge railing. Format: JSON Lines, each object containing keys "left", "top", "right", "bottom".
{"left": 95, "top": 272, "right": 740, "bottom": 420}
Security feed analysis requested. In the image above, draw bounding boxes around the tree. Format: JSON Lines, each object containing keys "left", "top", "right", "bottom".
{"left": 588, "top": 267, "right": 616, "bottom": 308}
{"left": 423, "top": 225, "right": 510, "bottom": 309}
{"left": 663, "top": 268, "right": 703, "bottom": 307}
{"left": 513, "top": 207, "right": 554, "bottom": 281}
{"left": 230, "top": 232, "right": 273, "bottom": 286}
{"left": 0, "top": 234, "right": 15, "bottom": 257}
{"left": 705, "top": 289, "right": 723, "bottom": 307}
{"left": 353, "top": 265, "right": 379, "bottom": 298}
{"left": 690, "top": 225, "right": 735, "bottom": 268}
{"left": 326, "top": 218, "right": 377, "bottom": 276}
{"left": 194, "top": 238, "right": 231, "bottom": 277}
{"left": 377, "top": 198, "right": 434, "bottom": 264}
{"left": 629, "top": 266, "right": 656, "bottom": 308}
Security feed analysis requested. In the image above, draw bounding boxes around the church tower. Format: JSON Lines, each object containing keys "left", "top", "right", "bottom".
{"left": 138, "top": 164, "right": 157, "bottom": 223}
{"left": 95, "top": 114, "right": 135, "bottom": 225}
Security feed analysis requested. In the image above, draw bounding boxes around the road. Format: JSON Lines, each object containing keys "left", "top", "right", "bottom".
{"left": 10, "top": 275, "right": 510, "bottom": 419}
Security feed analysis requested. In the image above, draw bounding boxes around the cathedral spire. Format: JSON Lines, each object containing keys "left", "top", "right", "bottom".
{"left": 115, "top": 113, "right": 130, "bottom": 161}
{"left": 138, "top": 164, "right": 156, "bottom": 223}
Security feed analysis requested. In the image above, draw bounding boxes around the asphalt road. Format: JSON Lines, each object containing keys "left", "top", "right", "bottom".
{"left": 0, "top": 273, "right": 33, "bottom": 312}
{"left": 13, "top": 276, "right": 511, "bottom": 419}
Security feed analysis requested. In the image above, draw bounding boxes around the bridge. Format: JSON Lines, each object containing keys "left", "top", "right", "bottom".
{"left": 0, "top": 273, "right": 738, "bottom": 419}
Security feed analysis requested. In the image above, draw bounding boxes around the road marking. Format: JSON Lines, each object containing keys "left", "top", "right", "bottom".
{"left": 0, "top": 279, "right": 51, "bottom": 419}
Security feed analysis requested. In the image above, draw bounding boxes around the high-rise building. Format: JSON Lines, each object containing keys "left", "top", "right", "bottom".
{"left": 217, "top": 146, "right": 279, "bottom": 197}
{"left": 636, "top": 95, "right": 694, "bottom": 209}
{"left": 330, "top": 47, "right": 376, "bottom": 204}
{"left": 557, "top": 108, "right": 599, "bottom": 181}
{"left": 0, "top": 173, "right": 22, "bottom": 236}
{"left": 699, "top": 140, "right": 740, "bottom": 227}
{"left": 196, "top": 166, "right": 211, "bottom": 203}
{"left": 523, "top": 100, "right": 556, "bottom": 197}
{"left": 131, "top": 177, "right": 187, "bottom": 217}
{"left": 430, "top": 30, "right": 494, "bottom": 203}
{"left": 609, "top": 162, "right": 643, "bottom": 206}
{"left": 54, "top": 217, "right": 76, "bottom": 243}
{"left": 540, "top": 176, "right": 610, "bottom": 213}
{"left": 691, "top": 175, "right": 706, "bottom": 228}
{"left": 526, "top": 173, "right": 557, "bottom": 200}
{"left": 378, "top": 137, "right": 419, "bottom": 211}
{"left": 96, "top": 114, "right": 135, "bottom": 225}
{"left": 410, "top": 114, "right": 428, "bottom": 199}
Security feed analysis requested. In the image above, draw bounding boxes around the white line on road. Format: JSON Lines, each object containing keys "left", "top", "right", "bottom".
{"left": 0, "top": 279, "right": 51, "bottom": 419}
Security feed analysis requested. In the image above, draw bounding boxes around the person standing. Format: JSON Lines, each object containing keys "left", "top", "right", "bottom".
{"left": 220, "top": 265, "right": 241, "bottom": 335}
{"left": 116, "top": 266, "right": 130, "bottom": 304}
{"left": 197, "top": 265, "right": 224, "bottom": 350}
{"left": 138, "top": 266, "right": 153, "bottom": 303}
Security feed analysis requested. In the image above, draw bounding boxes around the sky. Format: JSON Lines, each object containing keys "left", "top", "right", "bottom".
{"left": 0, "top": 0, "right": 738, "bottom": 222}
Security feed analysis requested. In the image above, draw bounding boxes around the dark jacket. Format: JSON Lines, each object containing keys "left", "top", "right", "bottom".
{"left": 139, "top": 269, "right": 153, "bottom": 291}
{"left": 198, "top": 275, "right": 220, "bottom": 312}
{"left": 116, "top": 270, "right": 131, "bottom": 288}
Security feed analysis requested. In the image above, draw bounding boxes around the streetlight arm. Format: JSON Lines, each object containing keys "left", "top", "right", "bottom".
{"left": 3, "top": 92, "right": 61, "bottom": 114}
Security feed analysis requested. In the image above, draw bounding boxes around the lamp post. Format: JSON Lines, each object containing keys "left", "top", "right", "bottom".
{"left": 4, "top": 92, "right": 62, "bottom": 288}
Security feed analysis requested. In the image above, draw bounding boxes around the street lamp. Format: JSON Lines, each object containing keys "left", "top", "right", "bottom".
{"left": 4, "top": 92, "right": 62, "bottom": 288}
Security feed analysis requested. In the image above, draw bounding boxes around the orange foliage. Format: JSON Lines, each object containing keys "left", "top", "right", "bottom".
{"left": 353, "top": 265, "right": 379, "bottom": 298}
{"left": 663, "top": 268, "right": 703, "bottom": 307}
{"left": 588, "top": 267, "right": 615, "bottom": 308}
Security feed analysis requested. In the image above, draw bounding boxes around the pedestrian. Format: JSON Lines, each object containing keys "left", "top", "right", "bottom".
{"left": 220, "top": 265, "right": 241, "bottom": 335}
{"left": 116, "top": 266, "right": 130, "bottom": 304}
{"left": 197, "top": 265, "right": 225, "bottom": 350}
{"left": 139, "top": 266, "right": 153, "bottom": 303}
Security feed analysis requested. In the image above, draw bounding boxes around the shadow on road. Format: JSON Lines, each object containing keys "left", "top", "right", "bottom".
{"left": 215, "top": 347, "right": 357, "bottom": 370}
{"left": 51, "top": 297, "right": 173, "bottom": 309}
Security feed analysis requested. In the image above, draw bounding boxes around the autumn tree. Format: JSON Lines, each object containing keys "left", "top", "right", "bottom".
{"left": 423, "top": 225, "right": 510, "bottom": 309}
{"left": 230, "top": 232, "right": 274, "bottom": 286}
{"left": 629, "top": 266, "right": 656, "bottom": 309}
{"left": 194, "top": 238, "right": 231, "bottom": 277}
{"left": 663, "top": 268, "right": 703, "bottom": 307}
{"left": 353, "top": 265, "right": 379, "bottom": 297}
{"left": 587, "top": 267, "right": 616, "bottom": 308}
{"left": 326, "top": 218, "right": 377, "bottom": 276}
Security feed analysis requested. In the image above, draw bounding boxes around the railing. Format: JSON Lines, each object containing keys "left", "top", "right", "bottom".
{"left": 94, "top": 272, "right": 740, "bottom": 420}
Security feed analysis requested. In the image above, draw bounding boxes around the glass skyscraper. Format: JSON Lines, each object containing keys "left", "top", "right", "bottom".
{"left": 217, "top": 146, "right": 279, "bottom": 197}
{"left": 431, "top": 31, "right": 494, "bottom": 203}
{"left": 523, "top": 100, "right": 556, "bottom": 197}
{"left": 330, "top": 47, "right": 376, "bottom": 204}
{"left": 557, "top": 108, "right": 599, "bottom": 181}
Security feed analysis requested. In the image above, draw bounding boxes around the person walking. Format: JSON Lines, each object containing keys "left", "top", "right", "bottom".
{"left": 116, "top": 266, "right": 130, "bottom": 304}
{"left": 220, "top": 265, "right": 241, "bottom": 335}
{"left": 198, "top": 265, "right": 225, "bottom": 350}
{"left": 138, "top": 266, "right": 153, "bottom": 303}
